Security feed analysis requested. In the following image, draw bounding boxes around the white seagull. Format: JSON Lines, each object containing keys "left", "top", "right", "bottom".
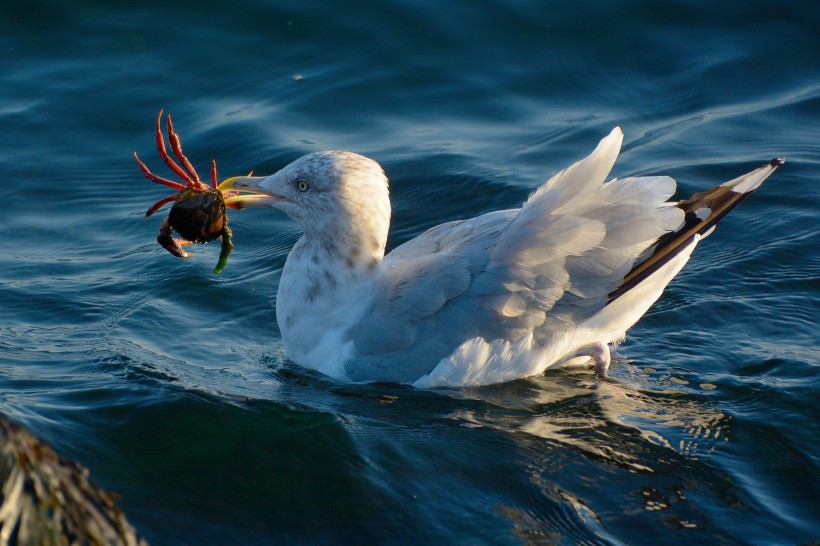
{"left": 219, "top": 128, "right": 783, "bottom": 388}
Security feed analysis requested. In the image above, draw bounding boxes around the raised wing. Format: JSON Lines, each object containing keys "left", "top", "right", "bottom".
{"left": 346, "top": 128, "right": 684, "bottom": 382}
{"left": 481, "top": 128, "right": 683, "bottom": 341}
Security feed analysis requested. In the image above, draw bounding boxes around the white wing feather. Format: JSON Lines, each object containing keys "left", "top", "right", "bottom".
{"left": 346, "top": 128, "right": 685, "bottom": 383}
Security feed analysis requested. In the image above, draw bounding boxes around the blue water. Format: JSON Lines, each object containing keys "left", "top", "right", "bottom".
{"left": 1, "top": 1, "right": 819, "bottom": 543}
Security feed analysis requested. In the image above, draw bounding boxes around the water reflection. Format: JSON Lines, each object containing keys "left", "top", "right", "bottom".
{"left": 445, "top": 362, "right": 730, "bottom": 472}
{"left": 427, "top": 363, "right": 735, "bottom": 540}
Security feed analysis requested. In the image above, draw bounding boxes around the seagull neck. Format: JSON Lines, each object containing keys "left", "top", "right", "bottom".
{"left": 293, "top": 232, "right": 385, "bottom": 277}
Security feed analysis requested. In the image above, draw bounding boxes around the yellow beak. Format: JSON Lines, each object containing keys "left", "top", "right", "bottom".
{"left": 218, "top": 176, "right": 285, "bottom": 209}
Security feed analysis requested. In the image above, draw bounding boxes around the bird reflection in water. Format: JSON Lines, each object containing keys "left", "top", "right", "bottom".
{"left": 448, "top": 363, "right": 729, "bottom": 470}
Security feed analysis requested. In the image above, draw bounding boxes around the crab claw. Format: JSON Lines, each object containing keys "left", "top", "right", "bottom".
{"left": 158, "top": 233, "right": 194, "bottom": 258}
{"left": 157, "top": 218, "right": 194, "bottom": 258}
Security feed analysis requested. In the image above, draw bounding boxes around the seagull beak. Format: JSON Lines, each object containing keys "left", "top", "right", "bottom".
{"left": 218, "top": 176, "right": 286, "bottom": 209}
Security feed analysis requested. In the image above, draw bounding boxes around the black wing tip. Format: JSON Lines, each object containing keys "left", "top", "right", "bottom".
{"left": 608, "top": 157, "right": 783, "bottom": 305}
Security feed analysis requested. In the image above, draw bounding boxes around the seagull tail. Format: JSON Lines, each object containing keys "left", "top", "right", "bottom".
{"left": 607, "top": 158, "right": 785, "bottom": 303}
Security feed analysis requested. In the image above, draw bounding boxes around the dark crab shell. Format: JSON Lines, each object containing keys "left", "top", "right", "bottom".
{"left": 162, "top": 187, "right": 234, "bottom": 274}
{"left": 168, "top": 187, "right": 227, "bottom": 243}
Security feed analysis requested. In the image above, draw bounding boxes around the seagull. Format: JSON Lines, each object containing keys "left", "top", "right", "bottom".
{"left": 218, "top": 128, "right": 783, "bottom": 388}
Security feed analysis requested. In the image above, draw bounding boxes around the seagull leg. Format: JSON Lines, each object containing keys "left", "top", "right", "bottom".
{"left": 568, "top": 341, "right": 611, "bottom": 377}
{"left": 590, "top": 341, "right": 611, "bottom": 377}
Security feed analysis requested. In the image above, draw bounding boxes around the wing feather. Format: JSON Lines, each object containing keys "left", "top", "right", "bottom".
{"left": 346, "top": 128, "right": 693, "bottom": 380}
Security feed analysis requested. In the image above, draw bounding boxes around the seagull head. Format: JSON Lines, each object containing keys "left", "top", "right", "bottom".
{"left": 219, "top": 151, "right": 392, "bottom": 262}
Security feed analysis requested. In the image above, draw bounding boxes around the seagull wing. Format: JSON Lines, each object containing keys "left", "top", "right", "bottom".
{"left": 346, "top": 128, "right": 687, "bottom": 382}
{"left": 349, "top": 211, "right": 513, "bottom": 355}
{"left": 609, "top": 157, "right": 784, "bottom": 301}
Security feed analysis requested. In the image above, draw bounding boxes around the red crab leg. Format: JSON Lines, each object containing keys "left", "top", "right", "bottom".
{"left": 166, "top": 114, "right": 205, "bottom": 189}
{"left": 145, "top": 194, "right": 178, "bottom": 218}
{"left": 154, "top": 110, "right": 196, "bottom": 188}
{"left": 211, "top": 159, "right": 217, "bottom": 189}
{"left": 134, "top": 152, "right": 186, "bottom": 191}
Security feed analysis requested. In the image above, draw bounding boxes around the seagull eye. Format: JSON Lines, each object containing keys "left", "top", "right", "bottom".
{"left": 297, "top": 179, "right": 309, "bottom": 192}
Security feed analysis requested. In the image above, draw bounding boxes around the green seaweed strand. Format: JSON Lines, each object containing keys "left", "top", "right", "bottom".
{"left": 214, "top": 225, "right": 233, "bottom": 274}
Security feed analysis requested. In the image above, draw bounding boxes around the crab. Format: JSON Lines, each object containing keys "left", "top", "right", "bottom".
{"left": 134, "top": 110, "right": 237, "bottom": 274}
